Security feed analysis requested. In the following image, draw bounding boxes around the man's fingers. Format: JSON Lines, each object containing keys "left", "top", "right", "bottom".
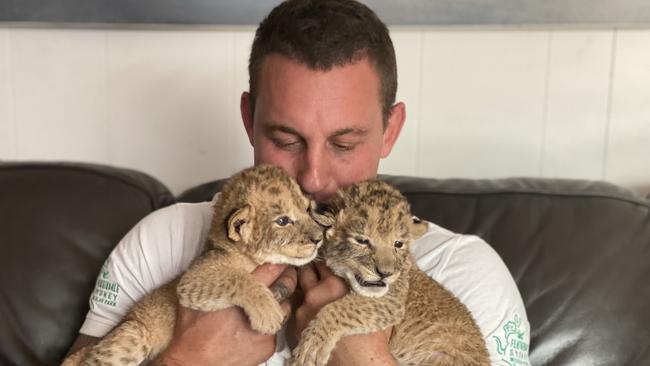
{"left": 251, "top": 263, "right": 286, "bottom": 286}
{"left": 314, "top": 261, "right": 335, "bottom": 279}
{"left": 270, "top": 266, "right": 297, "bottom": 302}
{"left": 313, "top": 261, "right": 349, "bottom": 297}
{"left": 298, "top": 263, "right": 319, "bottom": 290}
{"left": 280, "top": 300, "right": 292, "bottom": 317}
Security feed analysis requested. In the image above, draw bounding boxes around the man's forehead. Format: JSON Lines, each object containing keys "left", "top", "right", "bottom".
{"left": 258, "top": 54, "right": 381, "bottom": 100}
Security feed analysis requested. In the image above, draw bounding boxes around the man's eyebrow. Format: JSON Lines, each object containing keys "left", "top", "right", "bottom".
{"left": 264, "top": 123, "right": 369, "bottom": 138}
{"left": 264, "top": 123, "right": 301, "bottom": 136}
{"left": 330, "top": 127, "right": 369, "bottom": 138}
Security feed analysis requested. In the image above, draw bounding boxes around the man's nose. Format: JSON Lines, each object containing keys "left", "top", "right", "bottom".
{"left": 297, "top": 146, "right": 331, "bottom": 199}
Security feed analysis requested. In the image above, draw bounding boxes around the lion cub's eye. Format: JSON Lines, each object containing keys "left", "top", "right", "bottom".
{"left": 355, "top": 237, "right": 370, "bottom": 245}
{"left": 394, "top": 240, "right": 404, "bottom": 249}
{"left": 275, "top": 216, "right": 293, "bottom": 226}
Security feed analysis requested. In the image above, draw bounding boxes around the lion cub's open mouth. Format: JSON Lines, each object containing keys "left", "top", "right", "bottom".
{"left": 355, "top": 275, "right": 386, "bottom": 287}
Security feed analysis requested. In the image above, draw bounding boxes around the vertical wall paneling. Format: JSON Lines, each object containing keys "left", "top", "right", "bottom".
{"left": 0, "top": 28, "right": 13, "bottom": 158}
{"left": 227, "top": 29, "right": 256, "bottom": 175}
{"left": 11, "top": 28, "right": 109, "bottom": 162}
{"left": 418, "top": 31, "right": 550, "bottom": 179}
{"left": 2, "top": 26, "right": 648, "bottom": 195}
{"left": 542, "top": 31, "right": 613, "bottom": 179}
{"left": 107, "top": 29, "right": 237, "bottom": 195}
{"left": 606, "top": 30, "right": 650, "bottom": 196}
{"left": 379, "top": 29, "right": 422, "bottom": 176}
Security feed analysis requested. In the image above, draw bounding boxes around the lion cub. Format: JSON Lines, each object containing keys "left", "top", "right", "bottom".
{"left": 290, "top": 180, "right": 490, "bottom": 366}
{"left": 63, "top": 165, "right": 324, "bottom": 366}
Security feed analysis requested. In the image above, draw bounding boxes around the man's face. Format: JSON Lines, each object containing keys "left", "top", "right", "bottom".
{"left": 241, "top": 54, "right": 404, "bottom": 202}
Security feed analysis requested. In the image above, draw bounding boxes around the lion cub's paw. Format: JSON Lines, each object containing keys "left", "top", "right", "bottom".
{"left": 244, "top": 293, "right": 286, "bottom": 334}
{"left": 288, "top": 345, "right": 329, "bottom": 366}
{"left": 288, "top": 328, "right": 333, "bottom": 366}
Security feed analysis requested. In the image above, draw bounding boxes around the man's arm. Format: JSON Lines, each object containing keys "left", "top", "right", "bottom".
{"left": 324, "top": 332, "right": 396, "bottom": 366}
{"left": 65, "top": 334, "right": 99, "bottom": 358}
{"left": 292, "top": 262, "right": 397, "bottom": 366}
{"left": 151, "top": 264, "right": 297, "bottom": 366}
{"left": 68, "top": 263, "right": 297, "bottom": 366}
{"left": 69, "top": 307, "right": 285, "bottom": 366}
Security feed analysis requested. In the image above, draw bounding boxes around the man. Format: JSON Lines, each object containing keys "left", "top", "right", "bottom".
{"left": 69, "top": 1, "right": 531, "bottom": 365}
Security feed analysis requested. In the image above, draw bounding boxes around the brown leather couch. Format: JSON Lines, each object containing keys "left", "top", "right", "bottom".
{"left": 1, "top": 162, "right": 648, "bottom": 365}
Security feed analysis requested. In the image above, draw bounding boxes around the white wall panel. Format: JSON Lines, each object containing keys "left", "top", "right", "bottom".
{"left": 0, "top": 28, "right": 12, "bottom": 158}
{"left": 2, "top": 26, "right": 648, "bottom": 196}
{"left": 107, "top": 29, "right": 236, "bottom": 194}
{"left": 379, "top": 29, "right": 422, "bottom": 176}
{"left": 418, "top": 31, "right": 549, "bottom": 179}
{"left": 607, "top": 30, "right": 650, "bottom": 196}
{"left": 542, "top": 31, "right": 613, "bottom": 179}
{"left": 11, "top": 28, "right": 109, "bottom": 162}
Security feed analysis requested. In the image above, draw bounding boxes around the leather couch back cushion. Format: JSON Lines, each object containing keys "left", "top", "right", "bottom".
{"left": 0, "top": 163, "right": 173, "bottom": 366}
{"left": 179, "top": 176, "right": 650, "bottom": 366}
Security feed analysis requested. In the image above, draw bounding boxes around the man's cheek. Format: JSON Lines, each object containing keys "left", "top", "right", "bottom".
{"left": 256, "top": 140, "right": 281, "bottom": 163}
{"left": 261, "top": 149, "right": 298, "bottom": 177}
{"left": 332, "top": 161, "right": 367, "bottom": 186}
{"left": 345, "top": 148, "right": 376, "bottom": 172}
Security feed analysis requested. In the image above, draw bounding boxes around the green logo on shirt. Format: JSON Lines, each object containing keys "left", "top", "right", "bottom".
{"left": 89, "top": 259, "right": 121, "bottom": 309}
{"left": 493, "top": 314, "right": 529, "bottom": 366}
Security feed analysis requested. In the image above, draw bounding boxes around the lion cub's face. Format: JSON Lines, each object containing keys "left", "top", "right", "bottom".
{"left": 214, "top": 165, "right": 324, "bottom": 266}
{"left": 314, "top": 180, "right": 428, "bottom": 297}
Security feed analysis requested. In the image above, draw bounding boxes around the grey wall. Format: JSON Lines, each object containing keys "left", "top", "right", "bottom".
{"left": 1, "top": 0, "right": 650, "bottom": 26}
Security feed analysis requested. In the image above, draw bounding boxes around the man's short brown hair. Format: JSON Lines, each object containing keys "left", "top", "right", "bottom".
{"left": 249, "top": 0, "right": 397, "bottom": 127}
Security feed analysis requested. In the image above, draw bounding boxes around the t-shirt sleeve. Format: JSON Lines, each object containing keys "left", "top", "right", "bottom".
{"left": 412, "top": 225, "right": 531, "bottom": 366}
{"left": 79, "top": 203, "right": 209, "bottom": 337}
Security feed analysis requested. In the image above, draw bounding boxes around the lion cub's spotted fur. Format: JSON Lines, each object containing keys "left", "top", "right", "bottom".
{"left": 63, "top": 165, "right": 324, "bottom": 366}
{"left": 290, "top": 180, "right": 490, "bottom": 366}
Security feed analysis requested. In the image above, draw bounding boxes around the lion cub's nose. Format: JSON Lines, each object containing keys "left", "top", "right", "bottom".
{"left": 375, "top": 266, "right": 393, "bottom": 279}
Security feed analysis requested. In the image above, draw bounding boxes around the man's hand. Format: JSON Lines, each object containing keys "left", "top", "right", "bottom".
{"left": 152, "top": 263, "right": 297, "bottom": 366}
{"left": 291, "top": 262, "right": 397, "bottom": 366}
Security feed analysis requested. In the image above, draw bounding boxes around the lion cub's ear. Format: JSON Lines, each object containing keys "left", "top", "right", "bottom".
{"left": 410, "top": 216, "right": 429, "bottom": 241}
{"left": 309, "top": 201, "right": 336, "bottom": 228}
{"left": 227, "top": 204, "right": 255, "bottom": 242}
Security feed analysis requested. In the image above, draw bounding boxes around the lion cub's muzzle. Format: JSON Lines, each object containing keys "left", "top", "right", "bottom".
{"left": 355, "top": 266, "right": 395, "bottom": 287}
{"left": 355, "top": 274, "right": 386, "bottom": 288}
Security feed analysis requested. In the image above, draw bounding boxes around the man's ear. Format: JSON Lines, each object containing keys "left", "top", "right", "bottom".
{"left": 380, "top": 102, "right": 406, "bottom": 158}
{"left": 227, "top": 204, "right": 255, "bottom": 242}
{"left": 240, "top": 91, "right": 255, "bottom": 146}
{"left": 410, "top": 216, "right": 429, "bottom": 241}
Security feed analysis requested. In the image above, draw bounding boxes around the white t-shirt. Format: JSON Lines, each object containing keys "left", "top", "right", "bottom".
{"left": 81, "top": 194, "right": 531, "bottom": 366}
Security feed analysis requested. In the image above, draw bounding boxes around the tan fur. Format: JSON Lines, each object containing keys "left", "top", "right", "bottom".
{"left": 62, "top": 165, "right": 324, "bottom": 366}
{"left": 290, "top": 180, "right": 490, "bottom": 366}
